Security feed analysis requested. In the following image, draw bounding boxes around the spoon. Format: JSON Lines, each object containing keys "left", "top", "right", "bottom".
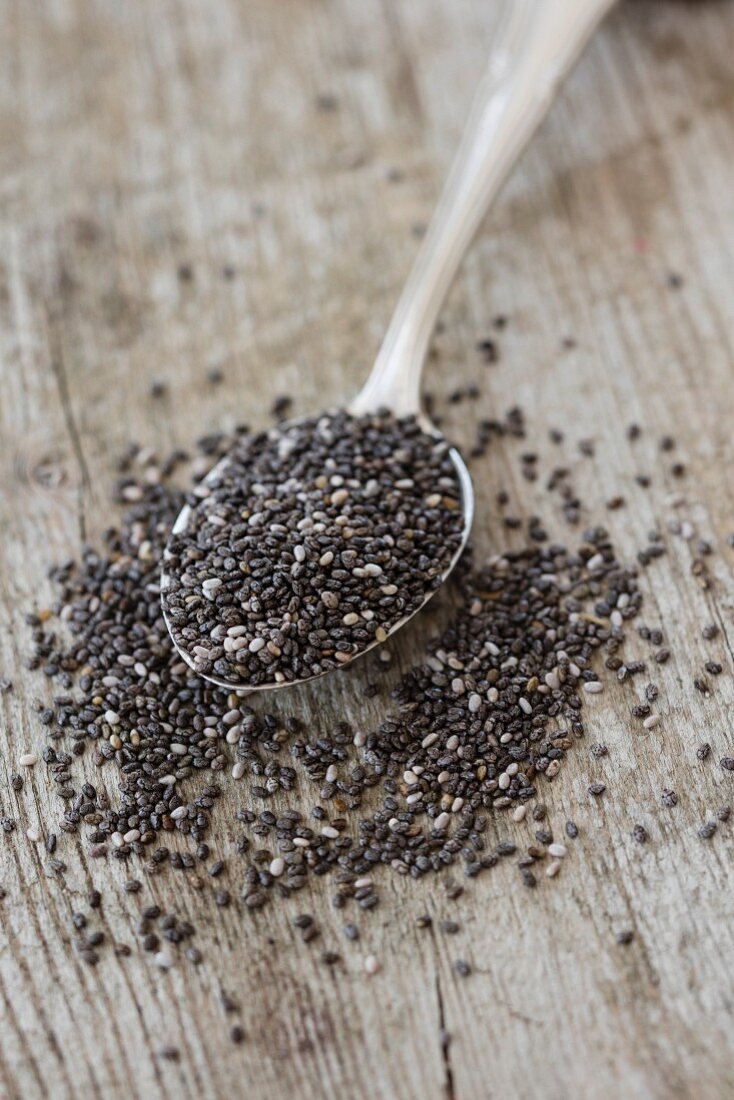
{"left": 162, "top": 0, "right": 615, "bottom": 692}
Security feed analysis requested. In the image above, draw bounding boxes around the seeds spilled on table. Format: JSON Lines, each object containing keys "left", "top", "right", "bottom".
{"left": 23, "top": 425, "right": 637, "bottom": 873}
{"left": 5, "top": 390, "right": 730, "bottom": 990}
{"left": 161, "top": 409, "right": 465, "bottom": 685}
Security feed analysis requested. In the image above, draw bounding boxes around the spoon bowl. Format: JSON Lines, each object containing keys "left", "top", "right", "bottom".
{"left": 161, "top": 414, "right": 474, "bottom": 693}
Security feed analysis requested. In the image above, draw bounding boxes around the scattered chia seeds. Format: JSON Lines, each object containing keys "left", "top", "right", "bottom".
{"left": 360, "top": 530, "right": 640, "bottom": 846}
{"left": 19, "top": 420, "right": 650, "bottom": 931}
{"left": 10, "top": 390, "right": 732, "bottom": 1011}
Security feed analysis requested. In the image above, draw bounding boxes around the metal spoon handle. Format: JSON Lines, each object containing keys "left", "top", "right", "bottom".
{"left": 351, "top": 0, "right": 615, "bottom": 418}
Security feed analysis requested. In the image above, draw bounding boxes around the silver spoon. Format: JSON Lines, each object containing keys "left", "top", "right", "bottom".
{"left": 162, "top": 0, "right": 615, "bottom": 692}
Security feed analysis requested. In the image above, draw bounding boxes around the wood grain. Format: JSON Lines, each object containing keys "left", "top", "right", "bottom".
{"left": 1, "top": 1, "right": 734, "bottom": 1097}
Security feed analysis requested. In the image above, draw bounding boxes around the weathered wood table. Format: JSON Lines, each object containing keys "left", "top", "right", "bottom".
{"left": 2, "top": 1, "right": 733, "bottom": 1097}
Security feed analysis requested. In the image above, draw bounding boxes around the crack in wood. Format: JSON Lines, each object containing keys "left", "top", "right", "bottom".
{"left": 49, "top": 348, "right": 90, "bottom": 545}
{"left": 435, "top": 973, "right": 455, "bottom": 1100}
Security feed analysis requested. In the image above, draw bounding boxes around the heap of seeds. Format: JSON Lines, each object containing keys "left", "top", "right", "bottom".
{"left": 23, "top": 418, "right": 642, "bottom": 901}
{"left": 161, "top": 409, "right": 464, "bottom": 685}
{"left": 363, "top": 534, "right": 641, "bottom": 834}
{"left": 26, "top": 481, "right": 237, "bottom": 851}
{"left": 15, "top": 393, "right": 734, "bottom": 986}
{"left": 8, "top": 300, "right": 732, "bottom": 978}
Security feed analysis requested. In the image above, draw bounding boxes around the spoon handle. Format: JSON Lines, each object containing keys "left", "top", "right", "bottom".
{"left": 351, "top": 0, "right": 616, "bottom": 418}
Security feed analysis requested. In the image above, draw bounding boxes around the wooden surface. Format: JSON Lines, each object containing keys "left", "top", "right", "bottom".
{"left": 2, "top": 1, "right": 734, "bottom": 1097}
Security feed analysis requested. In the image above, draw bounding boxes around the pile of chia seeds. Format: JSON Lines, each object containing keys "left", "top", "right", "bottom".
{"left": 23, "top": 419, "right": 638, "bottom": 886}
{"left": 161, "top": 409, "right": 464, "bottom": 686}
{"left": 10, "top": 383, "right": 730, "bottom": 983}
{"left": 365, "top": 536, "right": 640, "bottom": 828}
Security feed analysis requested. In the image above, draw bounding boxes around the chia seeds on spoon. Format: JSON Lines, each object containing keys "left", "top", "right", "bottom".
{"left": 161, "top": 409, "right": 465, "bottom": 686}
